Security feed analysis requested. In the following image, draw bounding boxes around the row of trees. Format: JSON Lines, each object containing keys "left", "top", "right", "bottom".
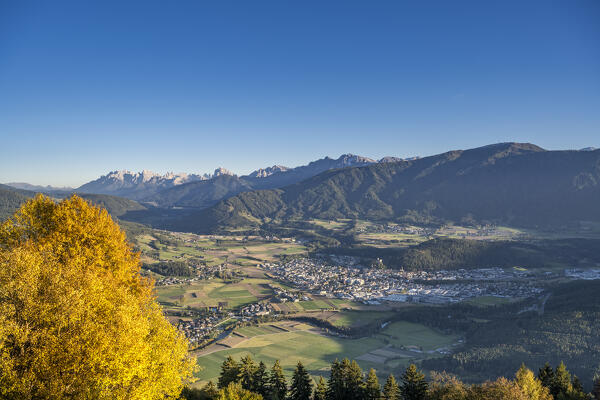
{"left": 185, "top": 356, "right": 599, "bottom": 400}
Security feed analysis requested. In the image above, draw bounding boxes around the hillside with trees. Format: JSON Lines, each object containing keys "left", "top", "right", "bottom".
{"left": 321, "top": 238, "right": 600, "bottom": 271}
{"left": 182, "top": 355, "right": 594, "bottom": 400}
{"left": 175, "top": 144, "right": 600, "bottom": 233}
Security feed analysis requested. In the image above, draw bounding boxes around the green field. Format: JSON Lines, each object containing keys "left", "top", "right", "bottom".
{"left": 376, "top": 321, "right": 459, "bottom": 351}
{"left": 194, "top": 320, "right": 459, "bottom": 385}
{"left": 133, "top": 231, "right": 307, "bottom": 268}
{"left": 155, "top": 277, "right": 278, "bottom": 309}
{"left": 330, "top": 310, "right": 396, "bottom": 327}
{"left": 462, "top": 295, "right": 518, "bottom": 307}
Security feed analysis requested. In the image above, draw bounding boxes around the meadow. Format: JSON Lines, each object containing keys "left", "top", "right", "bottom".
{"left": 156, "top": 277, "right": 278, "bottom": 309}
{"left": 194, "top": 320, "right": 459, "bottom": 385}
{"left": 134, "top": 231, "right": 307, "bottom": 268}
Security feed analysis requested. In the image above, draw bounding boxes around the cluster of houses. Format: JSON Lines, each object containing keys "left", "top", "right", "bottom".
{"left": 155, "top": 264, "right": 230, "bottom": 286}
{"left": 262, "top": 259, "right": 544, "bottom": 304}
{"left": 239, "top": 302, "right": 273, "bottom": 319}
{"left": 177, "top": 313, "right": 224, "bottom": 344}
{"left": 156, "top": 276, "right": 203, "bottom": 286}
{"left": 355, "top": 223, "right": 520, "bottom": 240}
{"left": 564, "top": 269, "right": 600, "bottom": 280}
{"left": 177, "top": 301, "right": 275, "bottom": 344}
{"left": 271, "top": 286, "right": 310, "bottom": 303}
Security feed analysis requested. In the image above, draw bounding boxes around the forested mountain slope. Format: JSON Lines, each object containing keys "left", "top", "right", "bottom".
{"left": 176, "top": 143, "right": 600, "bottom": 232}
{"left": 0, "top": 184, "right": 35, "bottom": 221}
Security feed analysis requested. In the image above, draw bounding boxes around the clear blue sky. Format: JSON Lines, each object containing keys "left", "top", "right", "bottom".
{"left": 1, "top": 0, "right": 599, "bottom": 187}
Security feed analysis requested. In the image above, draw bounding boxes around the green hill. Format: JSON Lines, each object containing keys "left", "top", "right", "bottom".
{"left": 173, "top": 143, "right": 600, "bottom": 232}
{"left": 0, "top": 184, "right": 35, "bottom": 221}
{"left": 0, "top": 186, "right": 146, "bottom": 221}
{"left": 421, "top": 279, "right": 600, "bottom": 384}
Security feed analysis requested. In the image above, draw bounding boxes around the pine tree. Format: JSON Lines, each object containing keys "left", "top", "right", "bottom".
{"left": 570, "top": 375, "right": 588, "bottom": 400}
{"left": 365, "top": 369, "right": 381, "bottom": 400}
{"left": 592, "top": 375, "right": 600, "bottom": 400}
{"left": 552, "top": 361, "right": 573, "bottom": 398}
{"left": 538, "top": 363, "right": 554, "bottom": 390}
{"left": 269, "top": 360, "right": 287, "bottom": 400}
{"left": 382, "top": 374, "right": 400, "bottom": 400}
{"left": 253, "top": 361, "right": 269, "bottom": 397}
{"left": 400, "top": 364, "right": 428, "bottom": 400}
{"left": 219, "top": 356, "right": 241, "bottom": 389}
{"left": 327, "top": 359, "right": 345, "bottom": 400}
{"left": 572, "top": 375, "right": 584, "bottom": 393}
{"left": 345, "top": 360, "right": 366, "bottom": 400}
{"left": 203, "top": 381, "right": 220, "bottom": 399}
{"left": 314, "top": 376, "right": 327, "bottom": 400}
{"left": 290, "top": 362, "right": 313, "bottom": 400}
{"left": 515, "top": 364, "right": 552, "bottom": 400}
{"left": 237, "top": 355, "right": 258, "bottom": 391}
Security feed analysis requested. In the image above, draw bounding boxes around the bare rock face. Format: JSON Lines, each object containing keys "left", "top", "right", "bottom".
{"left": 247, "top": 165, "right": 290, "bottom": 178}
{"left": 212, "top": 167, "right": 235, "bottom": 177}
{"left": 77, "top": 170, "right": 212, "bottom": 199}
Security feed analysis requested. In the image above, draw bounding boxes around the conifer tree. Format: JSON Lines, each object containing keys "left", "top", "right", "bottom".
{"left": 515, "top": 364, "right": 552, "bottom": 400}
{"left": 552, "top": 361, "right": 573, "bottom": 398}
{"left": 572, "top": 376, "right": 584, "bottom": 393}
{"left": 345, "top": 360, "right": 366, "bottom": 400}
{"left": 203, "top": 381, "right": 220, "bottom": 399}
{"left": 238, "top": 355, "right": 258, "bottom": 391}
{"left": 365, "top": 368, "right": 381, "bottom": 400}
{"left": 290, "top": 362, "right": 313, "bottom": 400}
{"left": 219, "top": 356, "right": 241, "bottom": 389}
{"left": 382, "top": 374, "right": 400, "bottom": 400}
{"left": 269, "top": 360, "right": 287, "bottom": 400}
{"left": 400, "top": 364, "right": 428, "bottom": 400}
{"left": 538, "top": 363, "right": 554, "bottom": 390}
{"left": 592, "top": 375, "right": 600, "bottom": 400}
{"left": 253, "top": 361, "right": 269, "bottom": 397}
{"left": 327, "top": 359, "right": 345, "bottom": 400}
{"left": 314, "top": 376, "right": 327, "bottom": 400}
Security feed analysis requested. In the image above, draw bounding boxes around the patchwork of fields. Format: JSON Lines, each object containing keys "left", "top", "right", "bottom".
{"left": 156, "top": 278, "right": 274, "bottom": 309}
{"left": 135, "top": 232, "right": 307, "bottom": 267}
{"left": 194, "top": 320, "right": 460, "bottom": 385}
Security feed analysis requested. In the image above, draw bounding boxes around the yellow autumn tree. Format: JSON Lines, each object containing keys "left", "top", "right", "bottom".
{"left": 0, "top": 195, "right": 195, "bottom": 399}
{"left": 515, "top": 364, "right": 553, "bottom": 400}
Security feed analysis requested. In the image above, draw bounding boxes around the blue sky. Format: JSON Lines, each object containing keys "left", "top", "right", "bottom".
{"left": 1, "top": 0, "right": 599, "bottom": 187}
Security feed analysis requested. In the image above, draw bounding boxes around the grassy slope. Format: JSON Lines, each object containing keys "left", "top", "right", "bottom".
{"left": 195, "top": 320, "right": 458, "bottom": 384}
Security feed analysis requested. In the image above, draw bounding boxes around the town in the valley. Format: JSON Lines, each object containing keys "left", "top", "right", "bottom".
{"left": 170, "top": 256, "right": 599, "bottom": 347}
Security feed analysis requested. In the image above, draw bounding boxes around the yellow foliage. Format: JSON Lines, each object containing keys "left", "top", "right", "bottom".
{"left": 0, "top": 195, "right": 195, "bottom": 399}
{"left": 216, "top": 382, "right": 263, "bottom": 400}
{"left": 515, "top": 364, "right": 553, "bottom": 400}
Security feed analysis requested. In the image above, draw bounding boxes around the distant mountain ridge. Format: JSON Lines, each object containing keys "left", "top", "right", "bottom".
{"left": 76, "top": 168, "right": 234, "bottom": 200}
{"left": 6, "top": 183, "right": 74, "bottom": 192}
{"left": 171, "top": 143, "right": 600, "bottom": 232}
{"left": 147, "top": 153, "right": 385, "bottom": 208}
{"left": 74, "top": 153, "right": 397, "bottom": 206}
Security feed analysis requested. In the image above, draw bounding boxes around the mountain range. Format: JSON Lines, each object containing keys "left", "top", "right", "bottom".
{"left": 168, "top": 143, "right": 600, "bottom": 232}
{"left": 3, "top": 144, "right": 599, "bottom": 233}
{"left": 50, "top": 154, "right": 391, "bottom": 207}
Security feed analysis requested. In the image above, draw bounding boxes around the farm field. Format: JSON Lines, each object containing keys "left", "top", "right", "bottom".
{"left": 329, "top": 310, "right": 397, "bottom": 327}
{"left": 133, "top": 231, "right": 307, "bottom": 268}
{"left": 462, "top": 295, "right": 520, "bottom": 307}
{"left": 194, "top": 320, "right": 459, "bottom": 385}
{"left": 155, "top": 277, "right": 276, "bottom": 309}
